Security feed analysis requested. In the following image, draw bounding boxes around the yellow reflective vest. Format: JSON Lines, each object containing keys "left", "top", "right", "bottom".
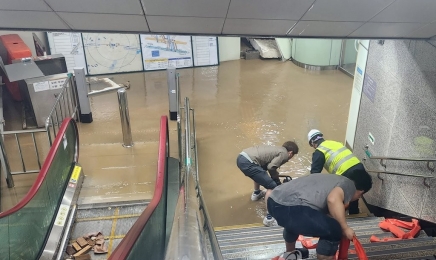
{"left": 316, "top": 140, "right": 360, "bottom": 175}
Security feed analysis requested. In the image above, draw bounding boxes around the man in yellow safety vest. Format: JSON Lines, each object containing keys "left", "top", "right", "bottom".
{"left": 307, "top": 129, "right": 371, "bottom": 215}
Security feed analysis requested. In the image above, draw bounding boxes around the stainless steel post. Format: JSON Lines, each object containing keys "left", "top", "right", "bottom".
{"left": 167, "top": 67, "right": 177, "bottom": 121}
{"left": 176, "top": 73, "right": 182, "bottom": 165}
{"left": 184, "top": 97, "right": 191, "bottom": 171}
{"left": 117, "top": 88, "right": 133, "bottom": 148}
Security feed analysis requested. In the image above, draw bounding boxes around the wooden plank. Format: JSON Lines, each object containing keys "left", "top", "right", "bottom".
{"left": 73, "top": 245, "right": 92, "bottom": 256}
{"left": 74, "top": 254, "right": 91, "bottom": 260}
{"left": 77, "top": 237, "right": 88, "bottom": 247}
{"left": 72, "top": 242, "right": 81, "bottom": 251}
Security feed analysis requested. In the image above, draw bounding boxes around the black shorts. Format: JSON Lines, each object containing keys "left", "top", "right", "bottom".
{"left": 236, "top": 155, "right": 277, "bottom": 190}
{"left": 267, "top": 197, "right": 342, "bottom": 256}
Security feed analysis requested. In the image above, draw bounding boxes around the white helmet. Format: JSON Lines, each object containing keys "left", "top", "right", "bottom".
{"left": 308, "top": 129, "right": 323, "bottom": 145}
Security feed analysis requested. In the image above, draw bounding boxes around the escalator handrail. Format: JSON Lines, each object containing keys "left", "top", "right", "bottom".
{"left": 108, "top": 115, "right": 169, "bottom": 260}
{"left": 0, "top": 117, "right": 78, "bottom": 218}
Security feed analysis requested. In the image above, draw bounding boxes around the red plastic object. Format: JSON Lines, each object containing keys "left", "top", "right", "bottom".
{"left": 0, "top": 34, "right": 23, "bottom": 44}
{"left": 337, "top": 236, "right": 368, "bottom": 260}
{"left": 0, "top": 34, "right": 32, "bottom": 101}
{"left": 298, "top": 235, "right": 318, "bottom": 249}
{"left": 372, "top": 218, "right": 421, "bottom": 242}
{"left": 337, "top": 238, "right": 350, "bottom": 259}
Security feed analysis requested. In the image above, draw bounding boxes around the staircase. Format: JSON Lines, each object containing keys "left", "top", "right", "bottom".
{"left": 215, "top": 215, "right": 436, "bottom": 260}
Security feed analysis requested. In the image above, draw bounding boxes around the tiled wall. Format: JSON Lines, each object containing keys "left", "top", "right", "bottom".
{"left": 354, "top": 40, "right": 436, "bottom": 223}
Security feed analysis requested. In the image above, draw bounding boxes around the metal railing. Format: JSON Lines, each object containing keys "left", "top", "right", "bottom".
{"left": 0, "top": 129, "right": 46, "bottom": 188}
{"left": 87, "top": 78, "right": 133, "bottom": 147}
{"left": 363, "top": 145, "right": 436, "bottom": 187}
{"left": 45, "top": 73, "right": 79, "bottom": 145}
{"left": 0, "top": 74, "right": 130, "bottom": 188}
{"left": 165, "top": 74, "right": 223, "bottom": 259}
{"left": 0, "top": 74, "right": 78, "bottom": 188}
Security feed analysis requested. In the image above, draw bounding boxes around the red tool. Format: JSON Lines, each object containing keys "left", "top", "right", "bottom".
{"left": 370, "top": 218, "right": 420, "bottom": 242}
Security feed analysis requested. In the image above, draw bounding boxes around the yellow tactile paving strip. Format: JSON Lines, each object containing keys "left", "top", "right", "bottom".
{"left": 107, "top": 207, "right": 119, "bottom": 256}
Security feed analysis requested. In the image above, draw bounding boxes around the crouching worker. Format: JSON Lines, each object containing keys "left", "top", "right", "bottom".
{"left": 267, "top": 170, "right": 372, "bottom": 259}
{"left": 237, "top": 141, "right": 299, "bottom": 226}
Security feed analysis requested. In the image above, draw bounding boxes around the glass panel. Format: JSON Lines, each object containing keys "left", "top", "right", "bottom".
{"left": 126, "top": 165, "right": 168, "bottom": 260}
{"left": 0, "top": 119, "right": 78, "bottom": 260}
{"left": 109, "top": 117, "right": 169, "bottom": 260}
{"left": 340, "top": 39, "right": 359, "bottom": 76}
{"left": 126, "top": 122, "right": 169, "bottom": 260}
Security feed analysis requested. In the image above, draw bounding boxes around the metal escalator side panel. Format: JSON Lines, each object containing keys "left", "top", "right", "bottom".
{"left": 165, "top": 172, "right": 207, "bottom": 260}
{"left": 41, "top": 164, "right": 84, "bottom": 260}
{"left": 0, "top": 118, "right": 79, "bottom": 260}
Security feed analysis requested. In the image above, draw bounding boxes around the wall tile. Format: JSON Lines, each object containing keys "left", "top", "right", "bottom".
{"left": 387, "top": 174, "right": 428, "bottom": 217}
{"left": 364, "top": 61, "right": 402, "bottom": 126}
{"left": 381, "top": 174, "right": 419, "bottom": 218}
{"left": 363, "top": 172, "right": 384, "bottom": 208}
{"left": 419, "top": 177, "right": 436, "bottom": 222}
{"left": 354, "top": 95, "right": 393, "bottom": 160}
{"left": 357, "top": 39, "right": 436, "bottom": 220}
{"left": 387, "top": 127, "right": 436, "bottom": 176}
{"left": 392, "top": 86, "right": 436, "bottom": 154}
{"left": 410, "top": 40, "right": 436, "bottom": 111}
{"left": 367, "top": 40, "right": 411, "bottom": 81}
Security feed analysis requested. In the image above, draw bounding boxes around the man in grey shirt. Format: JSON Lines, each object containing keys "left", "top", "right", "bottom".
{"left": 267, "top": 172, "right": 372, "bottom": 260}
{"left": 237, "top": 141, "right": 299, "bottom": 226}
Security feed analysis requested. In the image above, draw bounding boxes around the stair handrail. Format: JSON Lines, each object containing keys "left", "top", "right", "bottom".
{"left": 363, "top": 145, "right": 435, "bottom": 187}
{"left": 165, "top": 95, "right": 223, "bottom": 260}
{"left": 191, "top": 105, "right": 223, "bottom": 260}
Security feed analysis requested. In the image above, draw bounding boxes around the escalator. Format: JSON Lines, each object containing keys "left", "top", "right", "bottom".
{"left": 0, "top": 117, "right": 160, "bottom": 260}
{"left": 0, "top": 118, "right": 80, "bottom": 260}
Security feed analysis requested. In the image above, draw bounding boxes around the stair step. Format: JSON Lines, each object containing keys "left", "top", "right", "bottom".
{"left": 216, "top": 216, "right": 436, "bottom": 260}
{"left": 216, "top": 217, "right": 385, "bottom": 249}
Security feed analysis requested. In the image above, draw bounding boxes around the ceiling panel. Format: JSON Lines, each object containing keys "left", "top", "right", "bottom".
{"left": 407, "top": 23, "right": 436, "bottom": 38}
{"left": 147, "top": 16, "right": 224, "bottom": 34}
{"left": 45, "top": 0, "right": 143, "bottom": 14}
{"left": 371, "top": 0, "right": 436, "bottom": 23}
{"left": 222, "top": 19, "right": 296, "bottom": 36}
{"left": 289, "top": 21, "right": 363, "bottom": 37}
{"left": 0, "top": 10, "right": 69, "bottom": 30}
{"left": 142, "top": 0, "right": 230, "bottom": 18}
{"left": 301, "top": 0, "right": 394, "bottom": 22}
{"left": 58, "top": 13, "right": 149, "bottom": 32}
{"left": 349, "top": 22, "right": 425, "bottom": 38}
{"left": 227, "top": 0, "right": 315, "bottom": 20}
{"left": 0, "top": 0, "right": 51, "bottom": 11}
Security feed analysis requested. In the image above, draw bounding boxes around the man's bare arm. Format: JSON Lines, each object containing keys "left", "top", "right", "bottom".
{"left": 327, "top": 187, "right": 355, "bottom": 240}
